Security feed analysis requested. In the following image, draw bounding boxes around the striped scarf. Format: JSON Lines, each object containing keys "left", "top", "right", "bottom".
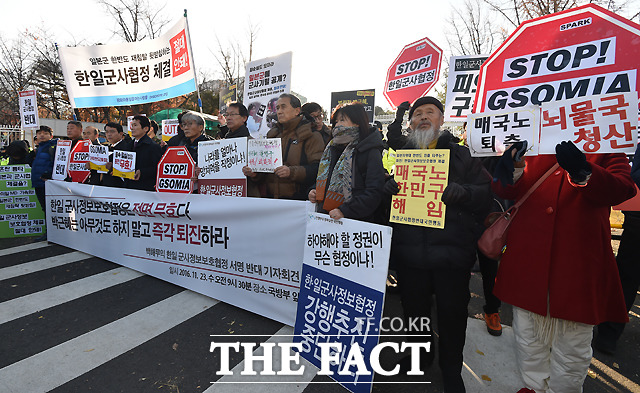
{"left": 316, "top": 126, "right": 360, "bottom": 212}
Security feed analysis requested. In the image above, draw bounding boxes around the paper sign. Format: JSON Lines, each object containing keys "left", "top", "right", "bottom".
{"left": 89, "top": 144, "right": 109, "bottom": 173}
{"left": 248, "top": 138, "right": 283, "bottom": 173}
{"left": 444, "top": 55, "right": 488, "bottom": 122}
{"left": 113, "top": 150, "right": 136, "bottom": 179}
{"left": 198, "top": 138, "right": 247, "bottom": 196}
{"left": 161, "top": 119, "right": 179, "bottom": 142}
{"left": 18, "top": 90, "right": 39, "bottom": 129}
{"left": 52, "top": 140, "right": 72, "bottom": 181}
{"left": 390, "top": 149, "right": 450, "bottom": 229}
{"left": 467, "top": 106, "right": 541, "bottom": 156}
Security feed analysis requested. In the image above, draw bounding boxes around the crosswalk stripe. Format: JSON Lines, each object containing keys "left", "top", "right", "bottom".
{"left": 0, "top": 251, "right": 92, "bottom": 281}
{"left": 0, "top": 266, "right": 144, "bottom": 325}
{"left": 0, "top": 241, "right": 49, "bottom": 257}
{"left": 204, "top": 325, "right": 317, "bottom": 393}
{"left": 0, "top": 290, "right": 219, "bottom": 393}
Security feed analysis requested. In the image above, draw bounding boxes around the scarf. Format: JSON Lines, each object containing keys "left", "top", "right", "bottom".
{"left": 316, "top": 125, "right": 360, "bottom": 212}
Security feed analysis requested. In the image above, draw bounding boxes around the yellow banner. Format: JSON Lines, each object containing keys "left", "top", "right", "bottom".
{"left": 389, "top": 149, "right": 450, "bottom": 229}
{"left": 112, "top": 168, "right": 135, "bottom": 179}
{"left": 89, "top": 162, "right": 108, "bottom": 172}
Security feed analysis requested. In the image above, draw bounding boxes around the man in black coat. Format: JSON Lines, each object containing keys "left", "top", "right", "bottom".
{"left": 102, "top": 122, "right": 131, "bottom": 188}
{"left": 125, "top": 115, "right": 162, "bottom": 191}
{"left": 385, "top": 97, "right": 491, "bottom": 393}
{"left": 217, "top": 102, "right": 251, "bottom": 139}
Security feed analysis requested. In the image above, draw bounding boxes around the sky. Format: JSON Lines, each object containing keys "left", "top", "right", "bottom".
{"left": 0, "top": 0, "right": 466, "bottom": 113}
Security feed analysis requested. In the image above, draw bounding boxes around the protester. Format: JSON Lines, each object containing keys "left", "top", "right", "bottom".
{"left": 125, "top": 115, "right": 162, "bottom": 191}
{"left": 30, "top": 126, "right": 56, "bottom": 226}
{"left": 308, "top": 103, "right": 385, "bottom": 222}
{"left": 102, "top": 122, "right": 130, "bottom": 188}
{"left": 66, "top": 121, "right": 84, "bottom": 147}
{"left": 492, "top": 140, "right": 636, "bottom": 393}
{"left": 593, "top": 142, "right": 640, "bottom": 356}
{"left": 217, "top": 102, "right": 251, "bottom": 139}
{"left": 147, "top": 120, "right": 162, "bottom": 144}
{"left": 5, "top": 140, "right": 34, "bottom": 165}
{"left": 301, "top": 102, "right": 331, "bottom": 146}
{"left": 242, "top": 93, "right": 324, "bottom": 200}
{"left": 82, "top": 126, "right": 100, "bottom": 144}
{"left": 384, "top": 96, "right": 491, "bottom": 392}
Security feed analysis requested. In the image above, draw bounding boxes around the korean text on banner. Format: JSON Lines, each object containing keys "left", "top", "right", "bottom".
{"left": 248, "top": 138, "right": 283, "bottom": 173}
{"left": 538, "top": 92, "right": 639, "bottom": 154}
{"left": 390, "top": 150, "right": 450, "bottom": 229}
{"left": 467, "top": 106, "right": 541, "bottom": 157}
{"left": 475, "top": 4, "right": 640, "bottom": 113}
{"left": 444, "top": 55, "right": 488, "bottom": 122}
{"left": 161, "top": 119, "right": 179, "bottom": 142}
{"left": 113, "top": 150, "right": 136, "bottom": 179}
{"left": 52, "top": 140, "right": 72, "bottom": 181}
{"left": 58, "top": 17, "right": 196, "bottom": 108}
{"left": 330, "top": 90, "right": 376, "bottom": 124}
{"left": 198, "top": 138, "right": 247, "bottom": 196}
{"left": 18, "top": 90, "right": 39, "bottom": 129}
{"left": 294, "top": 213, "right": 392, "bottom": 393}
{"left": 45, "top": 180, "right": 307, "bottom": 326}
{"left": 0, "top": 165, "right": 45, "bottom": 238}
{"left": 243, "top": 52, "right": 292, "bottom": 138}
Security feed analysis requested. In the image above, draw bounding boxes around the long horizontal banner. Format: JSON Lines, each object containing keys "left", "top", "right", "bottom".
{"left": 45, "top": 180, "right": 307, "bottom": 325}
{"left": 58, "top": 17, "right": 196, "bottom": 108}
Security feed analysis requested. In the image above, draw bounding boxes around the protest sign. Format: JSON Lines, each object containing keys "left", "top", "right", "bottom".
{"left": 219, "top": 83, "right": 237, "bottom": 115}
{"left": 384, "top": 37, "right": 442, "bottom": 109}
{"left": 52, "top": 140, "right": 72, "bottom": 181}
{"left": 243, "top": 52, "right": 292, "bottom": 138}
{"left": 294, "top": 213, "right": 392, "bottom": 393}
{"left": 444, "top": 55, "right": 488, "bottom": 122}
{"left": 330, "top": 89, "right": 376, "bottom": 123}
{"left": 88, "top": 144, "right": 109, "bottom": 173}
{"left": 18, "top": 90, "right": 39, "bottom": 129}
{"left": 113, "top": 150, "right": 136, "bottom": 179}
{"left": 475, "top": 4, "right": 640, "bottom": 113}
{"left": 197, "top": 138, "right": 247, "bottom": 197}
{"left": 390, "top": 150, "right": 450, "bottom": 229}
{"left": 46, "top": 180, "right": 307, "bottom": 325}
{"left": 58, "top": 17, "right": 196, "bottom": 108}
{"left": 467, "top": 106, "right": 541, "bottom": 156}
{"left": 248, "top": 138, "right": 283, "bottom": 173}
{"left": 161, "top": 119, "right": 179, "bottom": 142}
{"left": 68, "top": 140, "right": 91, "bottom": 183}
{"left": 156, "top": 146, "right": 195, "bottom": 193}
{"left": 0, "top": 165, "right": 45, "bottom": 238}
{"left": 538, "top": 92, "right": 638, "bottom": 154}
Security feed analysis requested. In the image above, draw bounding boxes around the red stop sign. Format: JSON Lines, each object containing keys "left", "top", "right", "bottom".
{"left": 156, "top": 146, "right": 195, "bottom": 194}
{"left": 68, "top": 140, "right": 91, "bottom": 183}
{"left": 384, "top": 37, "right": 443, "bottom": 109}
{"left": 475, "top": 4, "right": 640, "bottom": 113}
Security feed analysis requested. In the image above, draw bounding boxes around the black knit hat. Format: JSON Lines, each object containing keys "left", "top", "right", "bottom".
{"left": 408, "top": 96, "right": 444, "bottom": 119}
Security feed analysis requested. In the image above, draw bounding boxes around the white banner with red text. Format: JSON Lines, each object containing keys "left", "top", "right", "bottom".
{"left": 45, "top": 180, "right": 307, "bottom": 326}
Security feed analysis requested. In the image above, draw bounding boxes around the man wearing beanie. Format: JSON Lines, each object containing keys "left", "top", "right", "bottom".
{"left": 384, "top": 96, "right": 491, "bottom": 392}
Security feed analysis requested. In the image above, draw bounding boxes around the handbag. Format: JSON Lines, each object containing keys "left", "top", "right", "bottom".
{"left": 477, "top": 163, "right": 559, "bottom": 260}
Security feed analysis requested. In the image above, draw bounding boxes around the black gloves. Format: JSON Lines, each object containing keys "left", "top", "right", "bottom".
{"left": 387, "top": 101, "right": 411, "bottom": 134}
{"left": 556, "top": 141, "right": 591, "bottom": 182}
{"left": 493, "top": 141, "right": 528, "bottom": 187}
{"left": 441, "top": 183, "right": 470, "bottom": 206}
{"left": 383, "top": 178, "right": 400, "bottom": 195}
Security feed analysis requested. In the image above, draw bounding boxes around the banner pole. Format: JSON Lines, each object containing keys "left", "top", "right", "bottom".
{"left": 184, "top": 9, "right": 203, "bottom": 113}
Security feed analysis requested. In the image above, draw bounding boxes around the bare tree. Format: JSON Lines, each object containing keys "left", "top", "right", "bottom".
{"left": 96, "top": 0, "right": 171, "bottom": 42}
{"left": 0, "top": 34, "right": 36, "bottom": 124}
{"left": 447, "top": 0, "right": 506, "bottom": 56}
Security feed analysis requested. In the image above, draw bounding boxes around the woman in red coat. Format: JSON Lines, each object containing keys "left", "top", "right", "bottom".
{"left": 492, "top": 141, "right": 636, "bottom": 393}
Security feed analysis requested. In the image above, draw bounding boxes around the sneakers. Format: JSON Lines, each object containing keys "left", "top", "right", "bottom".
{"left": 484, "top": 312, "right": 502, "bottom": 336}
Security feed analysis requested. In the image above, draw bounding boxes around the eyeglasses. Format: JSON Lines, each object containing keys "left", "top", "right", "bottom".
{"left": 225, "top": 113, "right": 240, "bottom": 117}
